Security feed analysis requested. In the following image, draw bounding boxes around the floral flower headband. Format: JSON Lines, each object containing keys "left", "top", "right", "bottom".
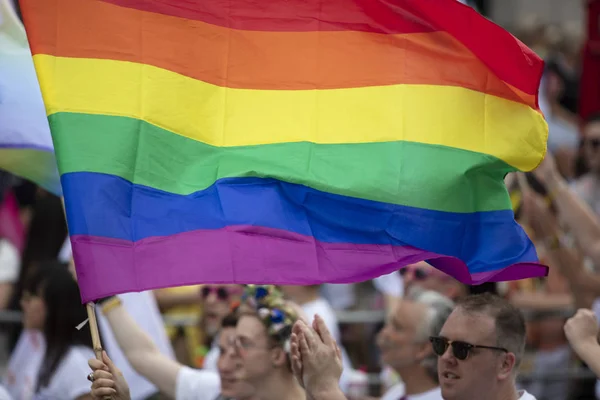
{"left": 241, "top": 285, "right": 297, "bottom": 342}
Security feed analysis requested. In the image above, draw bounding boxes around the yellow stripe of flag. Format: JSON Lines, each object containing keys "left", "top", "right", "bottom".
{"left": 35, "top": 55, "right": 547, "bottom": 170}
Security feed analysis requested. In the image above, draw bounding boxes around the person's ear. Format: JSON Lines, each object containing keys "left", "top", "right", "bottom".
{"left": 271, "top": 346, "right": 288, "bottom": 368}
{"left": 497, "top": 352, "right": 516, "bottom": 380}
{"left": 415, "top": 340, "right": 433, "bottom": 362}
{"left": 443, "top": 285, "right": 457, "bottom": 300}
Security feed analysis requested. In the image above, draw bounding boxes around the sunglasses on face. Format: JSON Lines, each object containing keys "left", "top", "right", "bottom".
{"left": 429, "top": 336, "right": 508, "bottom": 361}
{"left": 399, "top": 267, "right": 430, "bottom": 280}
{"left": 585, "top": 138, "right": 600, "bottom": 150}
{"left": 201, "top": 286, "right": 235, "bottom": 301}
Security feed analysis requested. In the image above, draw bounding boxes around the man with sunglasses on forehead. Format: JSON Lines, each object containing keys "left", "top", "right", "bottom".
{"left": 400, "top": 262, "right": 468, "bottom": 302}
{"left": 432, "top": 293, "right": 536, "bottom": 400}
{"left": 200, "top": 285, "right": 244, "bottom": 372}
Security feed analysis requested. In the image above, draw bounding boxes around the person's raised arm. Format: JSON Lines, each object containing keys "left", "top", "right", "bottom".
{"left": 153, "top": 288, "right": 202, "bottom": 312}
{"left": 521, "top": 190, "right": 594, "bottom": 307}
{"left": 533, "top": 153, "right": 600, "bottom": 264}
{"left": 97, "top": 297, "right": 182, "bottom": 398}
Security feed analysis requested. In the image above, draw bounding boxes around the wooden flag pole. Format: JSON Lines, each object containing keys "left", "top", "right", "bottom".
{"left": 85, "top": 298, "right": 111, "bottom": 400}
{"left": 86, "top": 303, "right": 111, "bottom": 400}
{"left": 86, "top": 303, "right": 104, "bottom": 360}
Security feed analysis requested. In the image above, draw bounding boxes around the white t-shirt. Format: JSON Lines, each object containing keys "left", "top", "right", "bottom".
{"left": 519, "top": 390, "right": 537, "bottom": 399}
{"left": 4, "top": 334, "right": 94, "bottom": 400}
{"left": 302, "top": 298, "right": 342, "bottom": 342}
{"left": 320, "top": 284, "right": 356, "bottom": 310}
{"left": 203, "top": 340, "right": 219, "bottom": 372}
{"left": 34, "top": 346, "right": 95, "bottom": 400}
{"left": 410, "top": 387, "right": 442, "bottom": 400}
{"left": 373, "top": 271, "right": 404, "bottom": 298}
{"left": 381, "top": 385, "right": 442, "bottom": 400}
{"left": 175, "top": 366, "right": 221, "bottom": 400}
{"left": 0, "top": 384, "right": 11, "bottom": 400}
{"left": 380, "top": 382, "right": 405, "bottom": 400}
{"left": 381, "top": 386, "right": 533, "bottom": 400}
{"left": 4, "top": 330, "right": 45, "bottom": 400}
{"left": 58, "top": 237, "right": 72, "bottom": 263}
{"left": 0, "top": 239, "right": 19, "bottom": 283}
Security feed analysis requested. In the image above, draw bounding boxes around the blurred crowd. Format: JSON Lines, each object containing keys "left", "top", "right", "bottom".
{"left": 1, "top": 1, "right": 600, "bottom": 400}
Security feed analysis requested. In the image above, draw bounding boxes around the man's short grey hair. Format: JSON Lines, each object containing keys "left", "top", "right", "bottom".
{"left": 406, "top": 286, "right": 455, "bottom": 382}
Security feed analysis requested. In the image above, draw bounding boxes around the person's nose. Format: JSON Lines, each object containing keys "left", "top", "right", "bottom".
{"left": 403, "top": 270, "right": 416, "bottom": 285}
{"left": 221, "top": 360, "right": 234, "bottom": 373}
{"left": 376, "top": 326, "right": 389, "bottom": 346}
{"left": 204, "top": 290, "right": 218, "bottom": 305}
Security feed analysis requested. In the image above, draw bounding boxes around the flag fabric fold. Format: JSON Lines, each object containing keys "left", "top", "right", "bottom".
{"left": 0, "top": 0, "right": 60, "bottom": 195}
{"left": 20, "top": 0, "right": 548, "bottom": 302}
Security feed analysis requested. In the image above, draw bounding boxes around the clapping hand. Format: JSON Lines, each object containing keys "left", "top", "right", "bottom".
{"left": 290, "top": 314, "right": 343, "bottom": 397}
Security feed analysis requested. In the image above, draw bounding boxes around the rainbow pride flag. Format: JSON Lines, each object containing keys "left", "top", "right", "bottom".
{"left": 0, "top": 0, "right": 60, "bottom": 195}
{"left": 21, "top": 0, "right": 548, "bottom": 302}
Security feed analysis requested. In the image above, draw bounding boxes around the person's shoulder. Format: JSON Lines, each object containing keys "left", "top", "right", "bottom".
{"left": 52, "top": 346, "right": 95, "bottom": 389}
{"left": 41, "top": 346, "right": 95, "bottom": 398}
{"left": 178, "top": 365, "right": 220, "bottom": 383}
{"left": 51, "top": 346, "right": 94, "bottom": 385}
{"left": 309, "top": 298, "right": 341, "bottom": 335}
{"left": 57, "top": 346, "right": 95, "bottom": 376}
{"left": 314, "top": 297, "right": 336, "bottom": 315}
{"left": 176, "top": 366, "right": 220, "bottom": 400}
{"left": 302, "top": 298, "right": 335, "bottom": 323}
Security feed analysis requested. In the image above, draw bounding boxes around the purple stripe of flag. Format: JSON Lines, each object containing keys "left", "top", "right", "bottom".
{"left": 71, "top": 225, "right": 547, "bottom": 302}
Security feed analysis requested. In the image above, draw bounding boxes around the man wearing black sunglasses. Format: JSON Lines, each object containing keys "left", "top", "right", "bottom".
{"left": 433, "top": 293, "right": 536, "bottom": 400}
